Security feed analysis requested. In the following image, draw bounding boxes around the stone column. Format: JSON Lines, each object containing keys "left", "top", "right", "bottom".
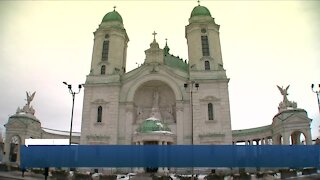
{"left": 3, "top": 141, "right": 10, "bottom": 163}
{"left": 283, "top": 132, "right": 290, "bottom": 145}
{"left": 304, "top": 129, "right": 312, "bottom": 145}
{"left": 138, "top": 141, "right": 144, "bottom": 173}
{"left": 176, "top": 101, "right": 184, "bottom": 144}
{"left": 133, "top": 142, "right": 139, "bottom": 173}
{"left": 163, "top": 141, "right": 169, "bottom": 174}
{"left": 125, "top": 103, "right": 135, "bottom": 144}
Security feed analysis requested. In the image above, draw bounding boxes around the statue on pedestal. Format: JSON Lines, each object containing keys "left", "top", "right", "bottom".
{"left": 16, "top": 91, "right": 36, "bottom": 115}
{"left": 277, "top": 85, "right": 297, "bottom": 111}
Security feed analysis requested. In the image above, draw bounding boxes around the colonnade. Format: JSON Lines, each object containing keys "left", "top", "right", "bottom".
{"left": 232, "top": 137, "right": 272, "bottom": 145}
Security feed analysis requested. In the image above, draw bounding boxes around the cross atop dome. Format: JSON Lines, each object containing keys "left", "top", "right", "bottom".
{"left": 113, "top": 6, "right": 116, "bottom": 11}
{"left": 152, "top": 31, "right": 157, "bottom": 40}
{"left": 197, "top": 0, "right": 200, "bottom": 6}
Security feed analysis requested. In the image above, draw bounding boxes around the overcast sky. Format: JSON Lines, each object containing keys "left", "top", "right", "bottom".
{"left": 0, "top": 1, "right": 319, "bottom": 139}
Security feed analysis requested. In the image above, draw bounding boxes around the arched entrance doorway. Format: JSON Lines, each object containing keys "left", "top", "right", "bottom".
{"left": 290, "top": 131, "right": 306, "bottom": 145}
{"left": 145, "top": 141, "right": 159, "bottom": 173}
{"left": 133, "top": 117, "right": 176, "bottom": 174}
{"left": 9, "top": 135, "right": 20, "bottom": 162}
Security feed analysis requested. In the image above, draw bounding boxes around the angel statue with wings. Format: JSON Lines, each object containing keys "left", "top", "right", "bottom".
{"left": 26, "top": 91, "right": 36, "bottom": 106}
{"left": 277, "top": 85, "right": 297, "bottom": 111}
{"left": 277, "top": 85, "right": 289, "bottom": 104}
{"left": 16, "top": 91, "right": 36, "bottom": 115}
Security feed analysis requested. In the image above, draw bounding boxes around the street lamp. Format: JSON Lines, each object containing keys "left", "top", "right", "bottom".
{"left": 311, "top": 84, "right": 320, "bottom": 114}
{"left": 184, "top": 81, "right": 199, "bottom": 180}
{"left": 63, "top": 82, "right": 82, "bottom": 145}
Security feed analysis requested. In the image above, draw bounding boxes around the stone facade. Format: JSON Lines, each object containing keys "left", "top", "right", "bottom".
{"left": 2, "top": 4, "right": 313, "bottom": 170}
{"left": 80, "top": 5, "right": 233, "bottom": 146}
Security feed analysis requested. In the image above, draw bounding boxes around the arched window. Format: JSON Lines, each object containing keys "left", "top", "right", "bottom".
{"left": 102, "top": 40, "right": 109, "bottom": 61}
{"left": 97, "top": 106, "right": 102, "bottom": 122}
{"left": 201, "top": 35, "right": 210, "bottom": 56}
{"left": 208, "top": 103, "right": 214, "bottom": 120}
{"left": 205, "top": 61, "right": 210, "bottom": 70}
{"left": 101, "top": 65, "right": 106, "bottom": 75}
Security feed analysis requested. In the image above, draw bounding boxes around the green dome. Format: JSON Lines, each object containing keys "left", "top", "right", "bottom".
{"left": 136, "top": 117, "right": 171, "bottom": 133}
{"left": 191, "top": 5, "right": 211, "bottom": 17}
{"left": 102, "top": 10, "right": 123, "bottom": 23}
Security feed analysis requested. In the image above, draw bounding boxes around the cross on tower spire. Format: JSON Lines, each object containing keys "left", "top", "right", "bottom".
{"left": 113, "top": 6, "right": 116, "bottom": 11}
{"left": 152, "top": 31, "right": 157, "bottom": 40}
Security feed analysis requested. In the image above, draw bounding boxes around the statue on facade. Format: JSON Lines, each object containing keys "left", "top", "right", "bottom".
{"left": 153, "top": 90, "right": 159, "bottom": 107}
{"left": 162, "top": 106, "right": 175, "bottom": 123}
{"left": 277, "top": 85, "right": 297, "bottom": 111}
{"left": 16, "top": 91, "right": 36, "bottom": 115}
{"left": 150, "top": 90, "right": 162, "bottom": 120}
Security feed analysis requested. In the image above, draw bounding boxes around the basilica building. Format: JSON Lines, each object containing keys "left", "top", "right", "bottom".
{"left": 80, "top": 4, "right": 232, "bottom": 145}
{"left": 3, "top": 3, "right": 313, "bottom": 168}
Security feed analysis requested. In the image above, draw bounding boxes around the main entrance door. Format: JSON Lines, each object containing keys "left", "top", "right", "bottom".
{"left": 144, "top": 141, "right": 158, "bottom": 173}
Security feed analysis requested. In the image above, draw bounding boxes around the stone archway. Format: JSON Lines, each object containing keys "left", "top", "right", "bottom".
{"left": 9, "top": 135, "right": 20, "bottom": 162}
{"left": 290, "top": 131, "right": 306, "bottom": 145}
{"left": 126, "top": 74, "right": 182, "bottom": 102}
{"left": 275, "top": 134, "right": 283, "bottom": 145}
{"left": 133, "top": 80, "right": 176, "bottom": 124}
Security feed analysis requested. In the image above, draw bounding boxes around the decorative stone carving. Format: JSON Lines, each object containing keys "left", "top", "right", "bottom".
{"left": 150, "top": 90, "right": 162, "bottom": 120}
{"left": 277, "top": 85, "right": 297, "bottom": 112}
{"left": 16, "top": 91, "right": 36, "bottom": 115}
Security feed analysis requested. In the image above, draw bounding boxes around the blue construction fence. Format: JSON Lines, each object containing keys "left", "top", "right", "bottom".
{"left": 20, "top": 145, "right": 320, "bottom": 169}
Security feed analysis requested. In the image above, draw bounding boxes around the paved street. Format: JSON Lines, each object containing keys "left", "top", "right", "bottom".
{"left": 0, "top": 171, "right": 44, "bottom": 180}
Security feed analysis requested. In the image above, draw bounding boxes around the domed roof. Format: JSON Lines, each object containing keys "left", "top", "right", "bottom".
{"left": 191, "top": 5, "right": 211, "bottom": 17}
{"left": 136, "top": 117, "right": 171, "bottom": 133}
{"left": 102, "top": 10, "right": 123, "bottom": 23}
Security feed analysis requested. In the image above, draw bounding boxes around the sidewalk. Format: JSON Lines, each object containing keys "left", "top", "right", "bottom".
{"left": 0, "top": 170, "right": 45, "bottom": 180}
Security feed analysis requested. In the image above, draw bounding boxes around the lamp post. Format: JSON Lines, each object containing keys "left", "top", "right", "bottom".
{"left": 63, "top": 82, "right": 82, "bottom": 145}
{"left": 184, "top": 81, "right": 199, "bottom": 180}
{"left": 311, "top": 84, "right": 320, "bottom": 114}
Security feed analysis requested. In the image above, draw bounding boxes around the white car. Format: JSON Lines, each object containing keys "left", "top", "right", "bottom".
{"left": 92, "top": 173, "right": 103, "bottom": 180}
{"left": 117, "top": 174, "right": 128, "bottom": 180}
{"left": 197, "top": 174, "right": 207, "bottom": 180}
{"left": 169, "top": 173, "right": 180, "bottom": 180}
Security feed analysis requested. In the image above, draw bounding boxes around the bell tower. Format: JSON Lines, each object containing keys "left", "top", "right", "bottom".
{"left": 184, "top": 3, "right": 232, "bottom": 144}
{"left": 185, "top": 3, "right": 225, "bottom": 75}
{"left": 89, "top": 7, "right": 129, "bottom": 76}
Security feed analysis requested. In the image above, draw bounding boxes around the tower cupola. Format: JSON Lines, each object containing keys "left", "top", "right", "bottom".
{"left": 190, "top": 5, "right": 211, "bottom": 17}
{"left": 185, "top": 3, "right": 225, "bottom": 75}
{"left": 102, "top": 9, "right": 123, "bottom": 23}
{"left": 89, "top": 6, "right": 129, "bottom": 77}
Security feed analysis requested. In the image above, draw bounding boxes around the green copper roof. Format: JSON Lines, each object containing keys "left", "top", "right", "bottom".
{"left": 136, "top": 117, "right": 171, "bottom": 133}
{"left": 102, "top": 10, "right": 123, "bottom": 23}
{"left": 163, "top": 43, "right": 188, "bottom": 72}
{"left": 191, "top": 5, "right": 211, "bottom": 17}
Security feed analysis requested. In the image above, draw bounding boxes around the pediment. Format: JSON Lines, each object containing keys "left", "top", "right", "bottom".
{"left": 123, "top": 64, "right": 188, "bottom": 84}
{"left": 285, "top": 115, "right": 311, "bottom": 123}
{"left": 200, "top": 56, "right": 214, "bottom": 62}
{"left": 281, "top": 113, "right": 311, "bottom": 124}
{"left": 200, "top": 96, "right": 220, "bottom": 102}
{"left": 5, "top": 120, "right": 27, "bottom": 129}
{"left": 91, "top": 99, "right": 108, "bottom": 104}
